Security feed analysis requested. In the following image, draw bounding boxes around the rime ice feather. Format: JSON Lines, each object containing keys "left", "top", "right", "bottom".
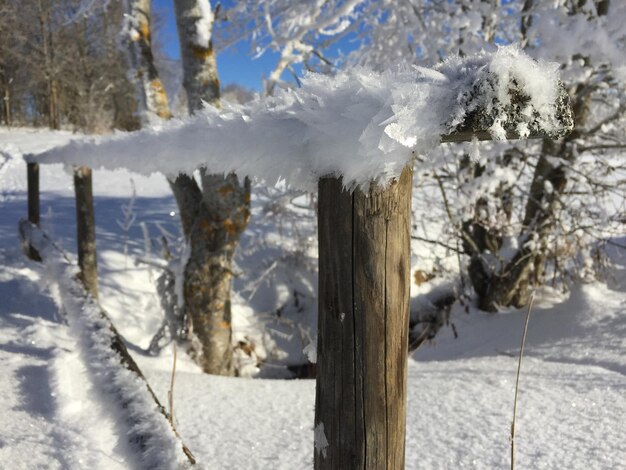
{"left": 31, "top": 46, "right": 572, "bottom": 191}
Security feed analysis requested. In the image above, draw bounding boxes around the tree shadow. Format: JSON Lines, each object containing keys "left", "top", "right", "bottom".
{"left": 14, "top": 364, "right": 55, "bottom": 417}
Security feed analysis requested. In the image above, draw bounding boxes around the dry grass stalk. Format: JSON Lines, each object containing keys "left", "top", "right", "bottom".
{"left": 511, "top": 293, "right": 534, "bottom": 470}
{"left": 168, "top": 342, "right": 177, "bottom": 429}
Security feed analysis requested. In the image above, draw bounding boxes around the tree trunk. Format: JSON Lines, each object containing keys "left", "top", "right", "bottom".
{"left": 48, "top": 78, "right": 59, "bottom": 130}
{"left": 123, "top": 0, "right": 171, "bottom": 124}
{"left": 184, "top": 173, "right": 250, "bottom": 375}
{"left": 465, "top": 142, "right": 569, "bottom": 312}
{"left": 315, "top": 167, "right": 412, "bottom": 470}
{"left": 38, "top": 0, "right": 58, "bottom": 130}
{"left": 122, "top": 0, "right": 250, "bottom": 374}
{"left": 172, "top": 0, "right": 250, "bottom": 375}
{"left": 173, "top": 0, "right": 220, "bottom": 110}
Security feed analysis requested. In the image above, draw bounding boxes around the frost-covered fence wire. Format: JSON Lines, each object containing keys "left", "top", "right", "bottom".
{"left": 19, "top": 221, "right": 197, "bottom": 470}
{"left": 27, "top": 46, "right": 572, "bottom": 189}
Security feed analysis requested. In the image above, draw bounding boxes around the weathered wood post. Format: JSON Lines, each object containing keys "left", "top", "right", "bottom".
{"left": 316, "top": 168, "right": 413, "bottom": 469}
{"left": 74, "top": 166, "right": 98, "bottom": 298}
{"left": 26, "top": 162, "right": 41, "bottom": 261}
{"left": 314, "top": 86, "right": 573, "bottom": 469}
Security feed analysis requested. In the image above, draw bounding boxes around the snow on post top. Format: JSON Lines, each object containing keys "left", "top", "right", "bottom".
{"left": 31, "top": 45, "right": 573, "bottom": 191}
{"left": 439, "top": 46, "right": 573, "bottom": 143}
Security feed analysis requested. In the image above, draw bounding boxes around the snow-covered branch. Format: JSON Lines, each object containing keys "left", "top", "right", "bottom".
{"left": 220, "top": 0, "right": 364, "bottom": 93}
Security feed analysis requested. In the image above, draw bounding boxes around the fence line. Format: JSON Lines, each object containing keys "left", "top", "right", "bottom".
{"left": 21, "top": 51, "right": 573, "bottom": 468}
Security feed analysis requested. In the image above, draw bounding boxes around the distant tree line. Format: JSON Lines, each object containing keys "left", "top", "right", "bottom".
{"left": 0, "top": 0, "right": 148, "bottom": 132}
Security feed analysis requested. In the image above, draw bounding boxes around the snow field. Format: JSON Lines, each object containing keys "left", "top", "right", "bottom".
{"left": 1, "top": 126, "right": 624, "bottom": 469}
{"left": 0, "top": 261, "right": 126, "bottom": 469}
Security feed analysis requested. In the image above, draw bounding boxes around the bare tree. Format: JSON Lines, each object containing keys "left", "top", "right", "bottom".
{"left": 0, "top": 0, "right": 139, "bottom": 131}
{"left": 168, "top": 0, "right": 250, "bottom": 376}
{"left": 120, "top": 0, "right": 248, "bottom": 375}
{"left": 459, "top": 0, "right": 625, "bottom": 310}
{"left": 122, "top": 0, "right": 171, "bottom": 123}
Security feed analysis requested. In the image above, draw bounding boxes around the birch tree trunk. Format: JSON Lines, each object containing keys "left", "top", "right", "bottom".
{"left": 37, "top": 0, "right": 58, "bottom": 130}
{"left": 181, "top": 174, "right": 250, "bottom": 375}
{"left": 173, "top": 0, "right": 220, "bottom": 110}
{"left": 123, "top": 0, "right": 247, "bottom": 375}
{"left": 123, "top": 0, "right": 171, "bottom": 124}
{"left": 172, "top": 0, "right": 250, "bottom": 375}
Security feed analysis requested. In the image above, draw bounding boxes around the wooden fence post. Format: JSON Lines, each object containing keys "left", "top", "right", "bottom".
{"left": 315, "top": 167, "right": 413, "bottom": 470}
{"left": 26, "top": 162, "right": 41, "bottom": 261}
{"left": 313, "top": 86, "right": 572, "bottom": 467}
{"left": 74, "top": 166, "right": 98, "bottom": 298}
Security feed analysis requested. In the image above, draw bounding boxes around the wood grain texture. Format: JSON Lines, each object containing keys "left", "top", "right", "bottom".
{"left": 316, "top": 167, "right": 412, "bottom": 470}
{"left": 316, "top": 176, "right": 361, "bottom": 469}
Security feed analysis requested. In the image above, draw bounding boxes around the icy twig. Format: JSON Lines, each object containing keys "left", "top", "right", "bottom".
{"left": 510, "top": 293, "right": 534, "bottom": 470}
{"left": 168, "top": 342, "right": 178, "bottom": 430}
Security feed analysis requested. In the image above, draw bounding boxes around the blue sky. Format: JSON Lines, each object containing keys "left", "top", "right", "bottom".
{"left": 152, "top": 0, "right": 362, "bottom": 92}
{"left": 153, "top": 0, "right": 279, "bottom": 91}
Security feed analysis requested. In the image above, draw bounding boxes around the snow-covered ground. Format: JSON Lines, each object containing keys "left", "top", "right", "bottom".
{"left": 1, "top": 127, "right": 624, "bottom": 469}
